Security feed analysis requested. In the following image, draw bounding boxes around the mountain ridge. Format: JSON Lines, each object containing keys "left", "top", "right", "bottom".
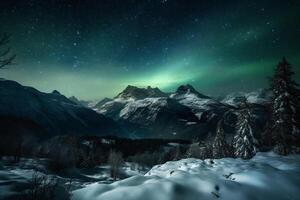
{"left": 0, "top": 80, "right": 270, "bottom": 140}
{"left": 116, "top": 85, "right": 168, "bottom": 100}
{"left": 93, "top": 84, "right": 270, "bottom": 139}
{"left": 0, "top": 79, "right": 120, "bottom": 139}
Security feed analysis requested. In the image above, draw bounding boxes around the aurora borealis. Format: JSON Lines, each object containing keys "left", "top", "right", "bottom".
{"left": 0, "top": 0, "right": 299, "bottom": 100}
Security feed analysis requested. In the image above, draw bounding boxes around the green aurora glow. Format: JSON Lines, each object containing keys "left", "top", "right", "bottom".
{"left": 0, "top": 0, "right": 299, "bottom": 100}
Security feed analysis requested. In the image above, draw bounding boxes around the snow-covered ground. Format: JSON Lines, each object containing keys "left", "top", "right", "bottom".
{"left": 72, "top": 152, "right": 300, "bottom": 200}
{"left": 0, "top": 159, "right": 147, "bottom": 200}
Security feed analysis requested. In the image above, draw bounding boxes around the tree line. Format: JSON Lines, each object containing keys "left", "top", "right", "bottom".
{"left": 210, "top": 57, "right": 300, "bottom": 159}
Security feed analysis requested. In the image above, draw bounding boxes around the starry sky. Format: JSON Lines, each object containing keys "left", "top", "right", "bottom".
{"left": 0, "top": 0, "right": 299, "bottom": 100}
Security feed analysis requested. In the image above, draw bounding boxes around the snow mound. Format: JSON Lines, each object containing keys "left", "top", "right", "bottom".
{"left": 72, "top": 152, "right": 300, "bottom": 200}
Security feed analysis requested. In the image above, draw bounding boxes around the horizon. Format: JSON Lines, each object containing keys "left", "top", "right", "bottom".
{"left": 1, "top": 77, "right": 273, "bottom": 102}
{"left": 0, "top": 0, "right": 300, "bottom": 100}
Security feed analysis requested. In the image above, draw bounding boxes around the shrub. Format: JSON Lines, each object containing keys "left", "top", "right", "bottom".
{"left": 108, "top": 150, "right": 123, "bottom": 181}
{"left": 26, "top": 171, "right": 58, "bottom": 200}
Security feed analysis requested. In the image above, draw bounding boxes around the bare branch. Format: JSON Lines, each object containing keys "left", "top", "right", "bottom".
{"left": 0, "top": 33, "right": 15, "bottom": 69}
{"left": 0, "top": 48, "right": 10, "bottom": 57}
{"left": 0, "top": 54, "right": 16, "bottom": 69}
{"left": 0, "top": 33, "right": 10, "bottom": 46}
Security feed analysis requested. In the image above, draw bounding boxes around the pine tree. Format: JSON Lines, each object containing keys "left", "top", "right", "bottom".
{"left": 270, "top": 57, "right": 300, "bottom": 155}
{"left": 212, "top": 120, "right": 232, "bottom": 158}
{"left": 233, "top": 100, "right": 257, "bottom": 159}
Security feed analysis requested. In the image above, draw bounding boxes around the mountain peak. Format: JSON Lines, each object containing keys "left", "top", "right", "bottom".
{"left": 52, "top": 90, "right": 61, "bottom": 95}
{"left": 176, "top": 84, "right": 197, "bottom": 93}
{"left": 175, "top": 84, "right": 209, "bottom": 98}
{"left": 116, "top": 85, "right": 167, "bottom": 99}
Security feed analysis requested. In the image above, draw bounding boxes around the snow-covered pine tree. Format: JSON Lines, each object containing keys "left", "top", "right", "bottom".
{"left": 270, "top": 57, "right": 300, "bottom": 155}
{"left": 233, "top": 99, "right": 257, "bottom": 159}
{"left": 212, "top": 120, "right": 232, "bottom": 158}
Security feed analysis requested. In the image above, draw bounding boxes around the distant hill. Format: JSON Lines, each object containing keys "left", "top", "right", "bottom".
{"left": 0, "top": 79, "right": 120, "bottom": 139}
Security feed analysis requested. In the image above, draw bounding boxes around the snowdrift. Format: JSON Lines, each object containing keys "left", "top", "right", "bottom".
{"left": 72, "top": 152, "right": 300, "bottom": 200}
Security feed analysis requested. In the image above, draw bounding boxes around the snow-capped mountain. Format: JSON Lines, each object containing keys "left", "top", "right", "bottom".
{"left": 118, "top": 97, "right": 202, "bottom": 138}
{"left": 0, "top": 79, "right": 120, "bottom": 138}
{"left": 94, "top": 85, "right": 231, "bottom": 139}
{"left": 116, "top": 85, "right": 168, "bottom": 100}
{"left": 94, "top": 85, "right": 168, "bottom": 120}
{"left": 94, "top": 84, "right": 270, "bottom": 140}
{"left": 221, "top": 89, "right": 272, "bottom": 106}
{"left": 170, "top": 84, "right": 231, "bottom": 120}
{"left": 0, "top": 79, "right": 272, "bottom": 141}
{"left": 94, "top": 85, "right": 209, "bottom": 139}
{"left": 172, "top": 84, "right": 210, "bottom": 99}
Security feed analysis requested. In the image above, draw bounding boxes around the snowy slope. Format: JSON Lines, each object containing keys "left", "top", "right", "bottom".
{"left": 94, "top": 97, "right": 134, "bottom": 120}
{"left": 119, "top": 97, "right": 168, "bottom": 122}
{"left": 221, "top": 89, "right": 272, "bottom": 106}
{"left": 94, "top": 85, "right": 169, "bottom": 121}
{"left": 72, "top": 152, "right": 300, "bottom": 200}
{"left": 94, "top": 85, "right": 168, "bottom": 120}
{"left": 94, "top": 86, "right": 203, "bottom": 139}
{"left": 170, "top": 86, "right": 230, "bottom": 120}
{"left": 116, "top": 97, "right": 200, "bottom": 138}
{"left": 94, "top": 97, "right": 113, "bottom": 108}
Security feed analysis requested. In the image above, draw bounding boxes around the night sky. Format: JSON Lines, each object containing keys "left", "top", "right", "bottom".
{"left": 0, "top": 0, "right": 299, "bottom": 100}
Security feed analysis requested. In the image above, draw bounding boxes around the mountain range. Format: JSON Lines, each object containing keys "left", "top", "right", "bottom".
{"left": 0, "top": 79, "right": 120, "bottom": 140}
{"left": 93, "top": 84, "right": 271, "bottom": 139}
{"left": 0, "top": 79, "right": 272, "bottom": 141}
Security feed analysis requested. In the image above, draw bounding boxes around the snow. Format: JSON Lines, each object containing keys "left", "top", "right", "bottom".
{"left": 172, "top": 93, "right": 219, "bottom": 110}
{"left": 0, "top": 167, "right": 48, "bottom": 199}
{"left": 81, "top": 163, "right": 147, "bottom": 181}
{"left": 119, "top": 97, "right": 167, "bottom": 120}
{"left": 72, "top": 152, "right": 300, "bottom": 200}
{"left": 97, "top": 86, "right": 228, "bottom": 123}
{"left": 0, "top": 158, "right": 147, "bottom": 199}
{"left": 170, "top": 92, "right": 227, "bottom": 120}
{"left": 222, "top": 89, "right": 272, "bottom": 106}
{"left": 186, "top": 121, "right": 197, "bottom": 125}
{"left": 95, "top": 98, "right": 130, "bottom": 114}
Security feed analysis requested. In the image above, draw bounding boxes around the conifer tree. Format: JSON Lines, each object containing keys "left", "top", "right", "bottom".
{"left": 270, "top": 57, "right": 300, "bottom": 155}
{"left": 212, "top": 120, "right": 232, "bottom": 158}
{"left": 233, "top": 99, "right": 257, "bottom": 159}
